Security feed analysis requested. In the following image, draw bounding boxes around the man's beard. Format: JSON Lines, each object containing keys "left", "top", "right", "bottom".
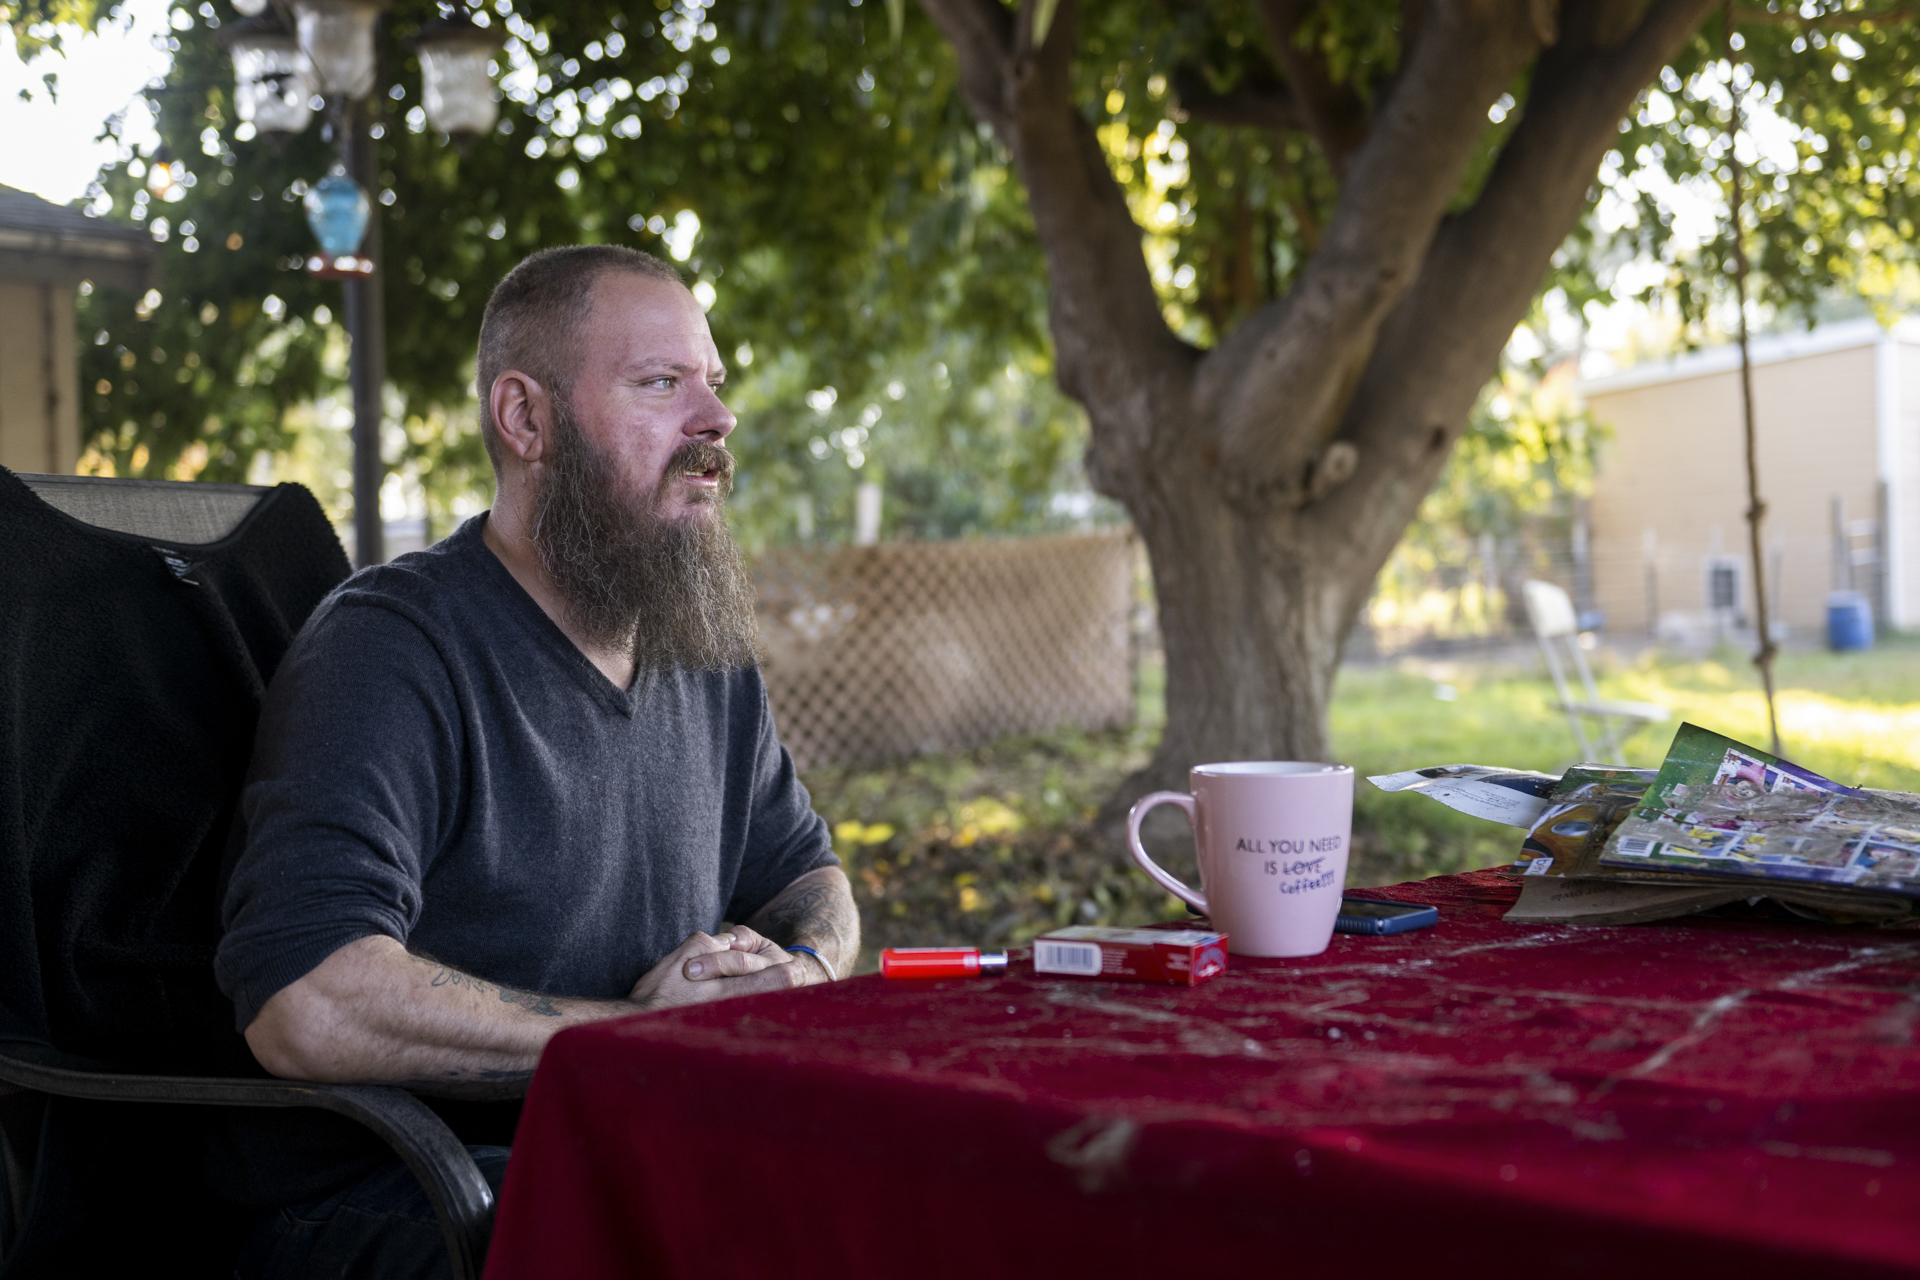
{"left": 527, "top": 399, "right": 760, "bottom": 674}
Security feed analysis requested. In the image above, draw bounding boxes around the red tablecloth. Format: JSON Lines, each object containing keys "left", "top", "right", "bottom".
{"left": 485, "top": 872, "right": 1920, "bottom": 1279}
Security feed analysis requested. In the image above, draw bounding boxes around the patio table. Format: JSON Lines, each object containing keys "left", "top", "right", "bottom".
{"left": 483, "top": 870, "right": 1920, "bottom": 1279}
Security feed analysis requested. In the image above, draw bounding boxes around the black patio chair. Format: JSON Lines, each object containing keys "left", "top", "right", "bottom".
{"left": 0, "top": 469, "right": 492, "bottom": 1279}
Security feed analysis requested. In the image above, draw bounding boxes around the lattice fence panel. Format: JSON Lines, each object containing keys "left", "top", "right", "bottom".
{"left": 754, "top": 532, "right": 1135, "bottom": 771}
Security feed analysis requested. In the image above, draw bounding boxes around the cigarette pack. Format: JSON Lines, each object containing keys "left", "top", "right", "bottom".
{"left": 1030, "top": 926, "right": 1228, "bottom": 986}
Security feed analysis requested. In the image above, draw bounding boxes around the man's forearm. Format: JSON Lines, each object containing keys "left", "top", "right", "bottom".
{"left": 245, "top": 935, "right": 632, "bottom": 1098}
{"left": 744, "top": 865, "right": 860, "bottom": 978}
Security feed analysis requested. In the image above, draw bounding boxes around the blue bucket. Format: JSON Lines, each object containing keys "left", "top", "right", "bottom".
{"left": 1827, "top": 591, "right": 1874, "bottom": 651}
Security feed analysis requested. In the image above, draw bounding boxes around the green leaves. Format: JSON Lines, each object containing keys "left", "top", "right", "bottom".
{"left": 1372, "top": 367, "right": 1602, "bottom": 644}
{"left": 64, "top": 0, "right": 1920, "bottom": 543}
{"left": 1289, "top": 0, "right": 1399, "bottom": 96}
{"left": 3, "top": 0, "right": 103, "bottom": 58}
{"left": 72, "top": 0, "right": 1089, "bottom": 541}
{"left": 1572, "top": 5, "right": 1920, "bottom": 341}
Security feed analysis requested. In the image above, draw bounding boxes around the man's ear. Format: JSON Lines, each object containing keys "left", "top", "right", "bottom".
{"left": 489, "top": 370, "right": 552, "bottom": 467}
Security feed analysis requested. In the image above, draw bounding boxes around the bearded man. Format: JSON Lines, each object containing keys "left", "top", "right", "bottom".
{"left": 213, "top": 245, "right": 856, "bottom": 1279}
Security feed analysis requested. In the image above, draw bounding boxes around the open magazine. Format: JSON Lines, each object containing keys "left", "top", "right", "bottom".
{"left": 1597, "top": 723, "right": 1920, "bottom": 894}
{"left": 1371, "top": 724, "right": 1920, "bottom": 926}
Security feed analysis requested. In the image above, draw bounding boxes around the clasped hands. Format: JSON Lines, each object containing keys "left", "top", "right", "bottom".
{"left": 627, "top": 926, "right": 827, "bottom": 1011}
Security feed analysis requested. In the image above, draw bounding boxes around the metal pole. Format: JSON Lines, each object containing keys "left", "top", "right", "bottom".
{"left": 339, "top": 96, "right": 386, "bottom": 568}
{"left": 1724, "top": 4, "right": 1781, "bottom": 756}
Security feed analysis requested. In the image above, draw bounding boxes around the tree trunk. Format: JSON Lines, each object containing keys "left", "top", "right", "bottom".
{"left": 919, "top": 0, "right": 1719, "bottom": 806}
{"left": 1130, "top": 458, "right": 1353, "bottom": 768}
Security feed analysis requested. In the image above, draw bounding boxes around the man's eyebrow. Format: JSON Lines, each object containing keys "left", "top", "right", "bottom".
{"left": 627, "top": 358, "right": 727, "bottom": 383}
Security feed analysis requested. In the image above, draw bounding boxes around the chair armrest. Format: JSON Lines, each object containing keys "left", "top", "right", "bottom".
{"left": 0, "top": 1043, "right": 492, "bottom": 1280}
{"left": 301, "top": 1085, "right": 493, "bottom": 1280}
{"left": 1558, "top": 699, "right": 1670, "bottom": 723}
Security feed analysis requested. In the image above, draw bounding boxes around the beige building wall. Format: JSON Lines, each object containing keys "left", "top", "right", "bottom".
{"left": 0, "top": 279, "right": 79, "bottom": 474}
{"left": 1893, "top": 341, "right": 1920, "bottom": 627}
{"left": 1583, "top": 340, "right": 1885, "bottom": 634}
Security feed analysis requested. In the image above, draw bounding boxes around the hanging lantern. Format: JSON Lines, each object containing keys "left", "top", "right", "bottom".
{"left": 230, "top": 0, "right": 269, "bottom": 15}
{"left": 412, "top": 13, "right": 504, "bottom": 137}
{"left": 221, "top": 15, "right": 316, "bottom": 135}
{"left": 304, "top": 169, "right": 375, "bottom": 277}
{"left": 291, "top": 0, "right": 388, "bottom": 101}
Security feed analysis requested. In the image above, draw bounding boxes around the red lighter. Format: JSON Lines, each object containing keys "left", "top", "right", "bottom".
{"left": 879, "top": 947, "right": 1010, "bottom": 979}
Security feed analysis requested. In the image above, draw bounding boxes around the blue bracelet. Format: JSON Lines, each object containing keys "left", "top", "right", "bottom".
{"left": 786, "top": 945, "right": 836, "bottom": 981}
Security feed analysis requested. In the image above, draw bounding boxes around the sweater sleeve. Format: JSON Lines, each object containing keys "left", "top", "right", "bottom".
{"left": 723, "top": 672, "right": 839, "bottom": 925}
{"left": 214, "top": 594, "right": 465, "bottom": 1031}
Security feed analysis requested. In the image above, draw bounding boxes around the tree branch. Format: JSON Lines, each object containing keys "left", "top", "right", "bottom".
{"left": 1170, "top": 65, "right": 1301, "bottom": 132}
{"left": 1255, "top": 0, "right": 1375, "bottom": 178}
{"left": 1198, "top": 0, "right": 1548, "bottom": 500}
{"left": 915, "top": 0, "right": 1016, "bottom": 137}
{"left": 1313, "top": 0, "right": 1720, "bottom": 599}
{"left": 919, "top": 0, "right": 1195, "bottom": 490}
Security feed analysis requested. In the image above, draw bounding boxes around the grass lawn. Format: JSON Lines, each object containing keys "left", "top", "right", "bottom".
{"left": 801, "top": 634, "right": 1920, "bottom": 972}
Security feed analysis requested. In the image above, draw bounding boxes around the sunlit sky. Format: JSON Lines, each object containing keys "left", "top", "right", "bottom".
{"left": 0, "top": 0, "right": 170, "bottom": 204}
{"left": 0, "top": 5, "right": 1811, "bottom": 379}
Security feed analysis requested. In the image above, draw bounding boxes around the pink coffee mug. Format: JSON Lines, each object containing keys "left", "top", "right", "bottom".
{"left": 1127, "top": 762, "right": 1354, "bottom": 958}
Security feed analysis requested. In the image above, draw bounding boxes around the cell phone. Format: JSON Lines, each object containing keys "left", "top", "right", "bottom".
{"left": 1334, "top": 897, "right": 1439, "bottom": 936}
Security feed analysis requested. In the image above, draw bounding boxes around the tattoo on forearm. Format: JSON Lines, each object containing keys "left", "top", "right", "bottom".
{"left": 755, "top": 882, "right": 838, "bottom": 944}
{"left": 751, "top": 871, "right": 860, "bottom": 964}
{"left": 428, "top": 967, "right": 561, "bottom": 1016}
{"left": 497, "top": 988, "right": 562, "bottom": 1016}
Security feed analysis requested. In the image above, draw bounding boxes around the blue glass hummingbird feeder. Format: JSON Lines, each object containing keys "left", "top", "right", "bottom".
{"left": 303, "top": 170, "right": 374, "bottom": 277}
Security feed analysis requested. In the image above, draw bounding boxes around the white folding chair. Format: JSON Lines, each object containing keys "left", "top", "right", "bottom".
{"left": 1522, "top": 580, "right": 1668, "bottom": 764}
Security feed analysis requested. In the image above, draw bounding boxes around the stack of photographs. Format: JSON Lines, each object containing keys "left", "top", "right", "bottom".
{"left": 1372, "top": 724, "right": 1920, "bottom": 927}
{"left": 1597, "top": 727, "right": 1920, "bottom": 892}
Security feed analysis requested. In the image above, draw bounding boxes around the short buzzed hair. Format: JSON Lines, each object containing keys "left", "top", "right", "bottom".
{"left": 475, "top": 245, "right": 685, "bottom": 471}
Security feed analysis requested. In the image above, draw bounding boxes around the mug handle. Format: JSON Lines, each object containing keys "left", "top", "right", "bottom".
{"left": 1126, "top": 791, "right": 1208, "bottom": 915}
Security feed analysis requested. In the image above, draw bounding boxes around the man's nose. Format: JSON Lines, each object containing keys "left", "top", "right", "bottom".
{"left": 688, "top": 382, "right": 736, "bottom": 440}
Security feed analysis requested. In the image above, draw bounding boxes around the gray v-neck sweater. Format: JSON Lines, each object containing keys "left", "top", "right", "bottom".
{"left": 215, "top": 514, "right": 834, "bottom": 1030}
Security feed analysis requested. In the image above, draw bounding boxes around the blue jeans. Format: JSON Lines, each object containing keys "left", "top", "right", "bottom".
{"left": 236, "top": 1146, "right": 510, "bottom": 1280}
